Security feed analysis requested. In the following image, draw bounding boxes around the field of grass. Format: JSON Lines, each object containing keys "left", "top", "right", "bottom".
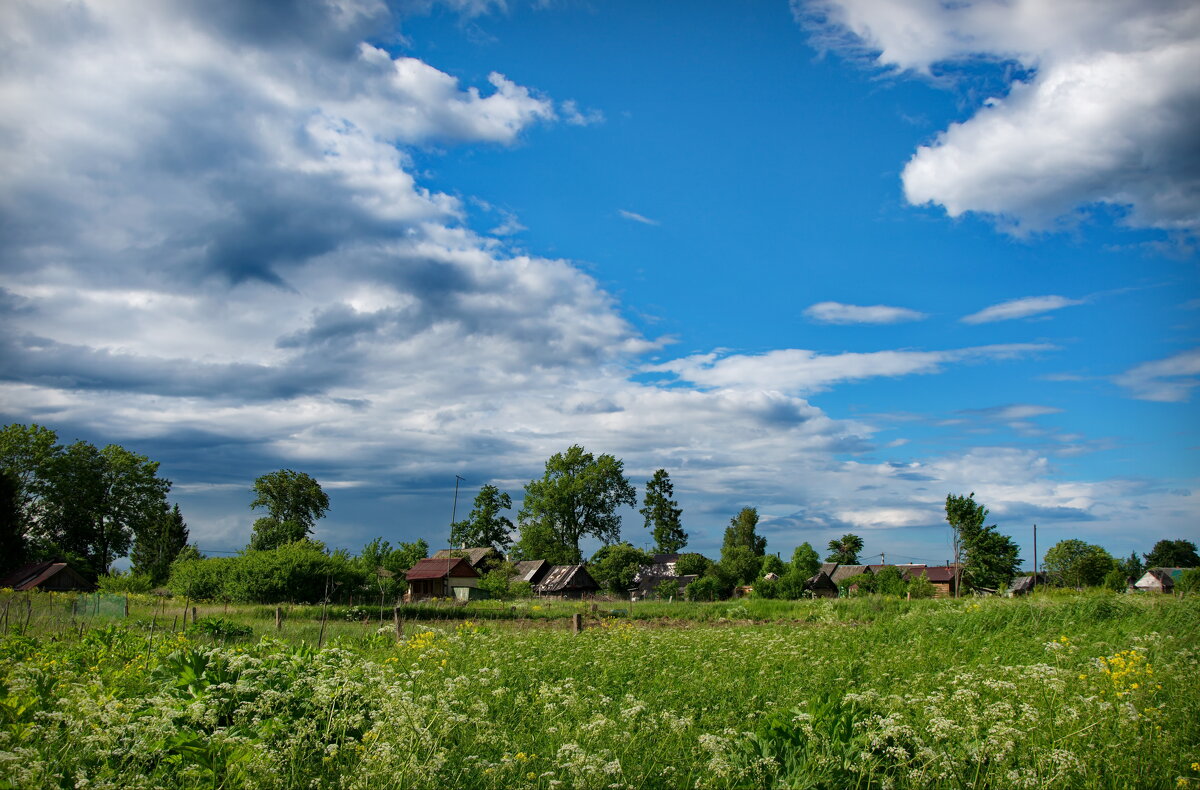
{"left": 1, "top": 591, "right": 1197, "bottom": 789}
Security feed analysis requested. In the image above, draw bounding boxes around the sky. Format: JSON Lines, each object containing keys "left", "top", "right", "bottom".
{"left": 1, "top": 0, "right": 1198, "bottom": 569}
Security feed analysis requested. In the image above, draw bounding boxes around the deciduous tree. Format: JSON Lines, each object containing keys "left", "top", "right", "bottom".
{"left": 1144, "top": 539, "right": 1200, "bottom": 568}
{"left": 516, "top": 445, "right": 636, "bottom": 564}
{"left": 248, "top": 469, "right": 329, "bottom": 550}
{"left": 944, "top": 493, "right": 1021, "bottom": 590}
{"left": 450, "top": 484, "right": 514, "bottom": 553}
{"left": 1043, "top": 539, "right": 1116, "bottom": 588}
{"left": 826, "top": 533, "right": 864, "bottom": 565}
{"left": 589, "top": 542, "right": 653, "bottom": 596}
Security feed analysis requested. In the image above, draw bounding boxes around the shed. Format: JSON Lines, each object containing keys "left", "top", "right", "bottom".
{"left": 920, "top": 566, "right": 962, "bottom": 598}
{"left": 1134, "top": 567, "right": 1187, "bottom": 593}
{"left": 405, "top": 557, "right": 480, "bottom": 600}
{"left": 804, "top": 570, "right": 838, "bottom": 598}
{"left": 510, "top": 559, "right": 551, "bottom": 588}
{"left": 0, "top": 561, "right": 92, "bottom": 592}
{"left": 537, "top": 565, "right": 599, "bottom": 598}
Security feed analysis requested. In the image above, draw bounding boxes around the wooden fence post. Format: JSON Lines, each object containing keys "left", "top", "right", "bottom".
{"left": 275, "top": 606, "right": 283, "bottom": 630}
{"left": 191, "top": 606, "right": 197, "bottom": 624}
{"left": 571, "top": 613, "right": 583, "bottom": 634}
{"left": 394, "top": 606, "right": 403, "bottom": 642}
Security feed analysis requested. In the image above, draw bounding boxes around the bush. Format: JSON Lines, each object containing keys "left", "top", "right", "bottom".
{"left": 96, "top": 570, "right": 155, "bottom": 594}
{"left": 675, "top": 552, "right": 712, "bottom": 576}
{"left": 655, "top": 578, "right": 679, "bottom": 601}
{"left": 685, "top": 575, "right": 724, "bottom": 601}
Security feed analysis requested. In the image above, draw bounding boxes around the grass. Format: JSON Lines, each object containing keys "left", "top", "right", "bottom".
{"left": 0, "top": 591, "right": 1197, "bottom": 789}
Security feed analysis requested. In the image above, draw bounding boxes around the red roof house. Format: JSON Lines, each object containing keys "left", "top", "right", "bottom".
{"left": 405, "top": 557, "right": 480, "bottom": 600}
{"left": 0, "top": 561, "right": 93, "bottom": 592}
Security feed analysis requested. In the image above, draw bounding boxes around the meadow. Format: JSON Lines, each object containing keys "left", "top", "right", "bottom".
{"left": 0, "top": 592, "right": 1197, "bottom": 789}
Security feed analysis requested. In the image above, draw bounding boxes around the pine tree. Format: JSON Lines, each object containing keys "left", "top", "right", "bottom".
{"left": 640, "top": 469, "right": 687, "bottom": 553}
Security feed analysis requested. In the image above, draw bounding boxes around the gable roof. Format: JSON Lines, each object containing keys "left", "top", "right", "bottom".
{"left": 406, "top": 557, "right": 480, "bottom": 581}
{"left": 510, "top": 559, "right": 550, "bottom": 585}
{"left": 0, "top": 561, "right": 91, "bottom": 591}
{"left": 1135, "top": 567, "right": 1187, "bottom": 589}
{"left": 818, "top": 562, "right": 839, "bottom": 577}
{"left": 431, "top": 547, "right": 500, "bottom": 567}
{"left": 537, "top": 565, "right": 598, "bottom": 594}
{"left": 805, "top": 570, "right": 837, "bottom": 590}
{"left": 922, "top": 566, "right": 959, "bottom": 583}
{"left": 830, "top": 564, "right": 870, "bottom": 584}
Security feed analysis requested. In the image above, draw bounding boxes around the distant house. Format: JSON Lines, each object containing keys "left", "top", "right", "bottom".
{"left": 0, "top": 561, "right": 92, "bottom": 592}
{"left": 829, "top": 564, "right": 871, "bottom": 588}
{"left": 509, "top": 559, "right": 551, "bottom": 588}
{"left": 1134, "top": 567, "right": 1188, "bottom": 594}
{"left": 431, "top": 547, "right": 502, "bottom": 573}
{"left": 629, "top": 554, "right": 691, "bottom": 601}
{"left": 920, "top": 566, "right": 962, "bottom": 598}
{"left": 631, "top": 573, "right": 697, "bottom": 600}
{"left": 804, "top": 570, "right": 838, "bottom": 598}
{"left": 1008, "top": 572, "right": 1050, "bottom": 596}
{"left": 537, "top": 565, "right": 599, "bottom": 598}
{"left": 405, "top": 557, "right": 481, "bottom": 600}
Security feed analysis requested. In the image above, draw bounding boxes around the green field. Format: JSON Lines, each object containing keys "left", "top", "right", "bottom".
{"left": 1, "top": 592, "right": 1197, "bottom": 789}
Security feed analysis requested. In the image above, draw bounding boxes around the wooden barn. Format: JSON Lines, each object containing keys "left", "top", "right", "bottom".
{"left": 537, "top": 565, "right": 599, "bottom": 598}
{"left": 804, "top": 570, "right": 838, "bottom": 598}
{"left": 0, "top": 561, "right": 92, "bottom": 592}
{"left": 405, "top": 557, "right": 480, "bottom": 600}
{"left": 1133, "top": 567, "right": 1187, "bottom": 594}
{"left": 919, "top": 566, "right": 961, "bottom": 598}
{"left": 509, "top": 559, "right": 551, "bottom": 588}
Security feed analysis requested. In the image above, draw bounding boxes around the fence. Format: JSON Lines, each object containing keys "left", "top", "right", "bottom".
{"left": 0, "top": 590, "right": 128, "bottom": 636}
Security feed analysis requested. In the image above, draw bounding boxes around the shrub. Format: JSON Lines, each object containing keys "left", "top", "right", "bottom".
{"left": 96, "top": 570, "right": 155, "bottom": 594}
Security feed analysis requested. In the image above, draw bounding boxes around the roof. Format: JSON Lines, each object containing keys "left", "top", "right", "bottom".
{"left": 818, "top": 562, "right": 839, "bottom": 577}
{"left": 1136, "top": 567, "right": 1187, "bottom": 589}
{"left": 805, "top": 570, "right": 837, "bottom": 590}
{"left": 632, "top": 573, "right": 696, "bottom": 596}
{"left": 830, "top": 565, "right": 870, "bottom": 584}
{"left": 406, "top": 557, "right": 480, "bottom": 581}
{"left": 0, "top": 561, "right": 91, "bottom": 591}
{"left": 431, "top": 547, "right": 500, "bottom": 567}
{"left": 510, "top": 559, "right": 550, "bottom": 584}
{"left": 651, "top": 553, "right": 680, "bottom": 565}
{"left": 537, "top": 564, "right": 598, "bottom": 594}
{"left": 921, "top": 566, "right": 960, "bottom": 583}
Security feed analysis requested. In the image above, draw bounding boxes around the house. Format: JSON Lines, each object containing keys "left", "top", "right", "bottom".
{"left": 1134, "top": 567, "right": 1188, "bottom": 593}
{"left": 1008, "top": 572, "right": 1050, "bottom": 596}
{"left": 0, "top": 561, "right": 92, "bottom": 592}
{"left": 537, "top": 565, "right": 599, "bottom": 598}
{"left": 804, "top": 570, "right": 838, "bottom": 598}
{"left": 405, "top": 557, "right": 481, "bottom": 600}
{"left": 509, "top": 559, "right": 551, "bottom": 588}
{"left": 631, "top": 573, "right": 697, "bottom": 600}
{"left": 430, "top": 547, "right": 502, "bottom": 573}
{"left": 829, "top": 564, "right": 871, "bottom": 588}
{"left": 919, "top": 566, "right": 962, "bottom": 598}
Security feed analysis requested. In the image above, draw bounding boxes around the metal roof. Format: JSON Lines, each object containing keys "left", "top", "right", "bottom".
{"left": 537, "top": 565, "right": 598, "bottom": 593}
{"left": 430, "top": 547, "right": 499, "bottom": 567}
{"left": 406, "top": 557, "right": 480, "bottom": 581}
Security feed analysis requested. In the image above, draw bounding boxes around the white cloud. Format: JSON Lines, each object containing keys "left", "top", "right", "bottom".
{"left": 801, "top": 0, "right": 1200, "bottom": 235}
{"left": 961, "top": 295, "right": 1084, "bottom": 324}
{"left": 804, "top": 301, "right": 928, "bottom": 324}
{"left": 1115, "top": 348, "right": 1200, "bottom": 402}
{"left": 650, "top": 343, "right": 1053, "bottom": 394}
{"left": 560, "top": 100, "right": 605, "bottom": 126}
{"left": 618, "top": 210, "right": 660, "bottom": 226}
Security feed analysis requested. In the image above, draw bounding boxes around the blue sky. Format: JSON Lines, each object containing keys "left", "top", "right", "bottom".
{"left": 1, "top": 0, "right": 1197, "bottom": 569}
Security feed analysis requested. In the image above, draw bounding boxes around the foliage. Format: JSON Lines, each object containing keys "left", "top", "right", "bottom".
{"left": 718, "top": 545, "right": 762, "bottom": 588}
{"left": 131, "top": 503, "right": 189, "bottom": 585}
{"left": 355, "top": 537, "right": 429, "bottom": 599}
{"left": 1178, "top": 568, "right": 1200, "bottom": 595}
{"left": 449, "top": 484, "right": 515, "bottom": 553}
{"left": 1043, "top": 539, "right": 1117, "bottom": 588}
{"left": 0, "top": 470, "right": 21, "bottom": 574}
{"left": 907, "top": 572, "right": 936, "bottom": 598}
{"left": 945, "top": 492, "right": 1021, "bottom": 590}
{"left": 685, "top": 575, "right": 725, "bottom": 601}
{"left": 825, "top": 533, "right": 864, "bottom": 564}
{"left": 1144, "top": 538, "right": 1200, "bottom": 569}
{"left": 722, "top": 507, "right": 765, "bottom": 555}
{"left": 516, "top": 445, "right": 636, "bottom": 564}
{"left": 590, "top": 543, "right": 654, "bottom": 596}
{"left": 1103, "top": 568, "right": 1129, "bottom": 592}
{"left": 1117, "top": 551, "right": 1143, "bottom": 579}
{"left": 0, "top": 424, "right": 173, "bottom": 580}
{"left": 478, "top": 562, "right": 525, "bottom": 600}
{"left": 96, "top": 569, "right": 155, "bottom": 594}
{"left": 509, "top": 519, "right": 579, "bottom": 565}
{"left": 168, "top": 540, "right": 360, "bottom": 603}
{"left": 790, "top": 542, "right": 820, "bottom": 579}
{"left": 248, "top": 469, "right": 329, "bottom": 550}
{"left": 641, "top": 469, "right": 687, "bottom": 554}
{"left": 674, "top": 552, "right": 712, "bottom": 577}
{"left": 655, "top": 578, "right": 680, "bottom": 600}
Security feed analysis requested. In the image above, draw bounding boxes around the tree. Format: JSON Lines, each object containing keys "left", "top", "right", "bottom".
{"left": 248, "top": 469, "right": 329, "bottom": 550}
{"left": 130, "top": 503, "right": 189, "bottom": 585}
{"left": 589, "top": 543, "right": 653, "bottom": 596}
{"left": 944, "top": 493, "right": 1021, "bottom": 591}
{"left": 1144, "top": 539, "right": 1200, "bottom": 568}
{"left": 1043, "top": 539, "right": 1116, "bottom": 588}
{"left": 0, "top": 471, "right": 23, "bottom": 574}
{"left": 641, "top": 469, "right": 687, "bottom": 553}
{"left": 675, "top": 552, "right": 712, "bottom": 577}
{"left": 449, "top": 484, "right": 514, "bottom": 553}
{"left": 1117, "top": 552, "right": 1143, "bottom": 580}
{"left": 760, "top": 554, "right": 786, "bottom": 579}
{"left": 723, "top": 507, "right": 766, "bottom": 555}
{"left": 0, "top": 423, "right": 61, "bottom": 545}
{"left": 826, "top": 534, "right": 864, "bottom": 565}
{"left": 1178, "top": 568, "right": 1200, "bottom": 595}
{"left": 790, "top": 542, "right": 820, "bottom": 578}
{"left": 516, "top": 445, "right": 636, "bottom": 564}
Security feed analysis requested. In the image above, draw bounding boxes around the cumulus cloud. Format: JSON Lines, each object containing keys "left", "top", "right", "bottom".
{"left": 649, "top": 343, "right": 1052, "bottom": 395}
{"left": 1115, "top": 348, "right": 1200, "bottom": 402}
{"left": 961, "top": 295, "right": 1084, "bottom": 324}
{"left": 800, "top": 0, "right": 1200, "bottom": 236}
{"left": 804, "top": 301, "right": 928, "bottom": 325}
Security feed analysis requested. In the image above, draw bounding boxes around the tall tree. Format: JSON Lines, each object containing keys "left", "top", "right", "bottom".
{"left": 1144, "top": 539, "right": 1200, "bottom": 568}
{"left": 944, "top": 492, "right": 1021, "bottom": 591}
{"left": 1117, "top": 551, "right": 1144, "bottom": 579}
{"left": 450, "top": 484, "right": 514, "bottom": 553}
{"left": 98, "top": 444, "right": 173, "bottom": 573}
{"left": 130, "top": 503, "right": 189, "bottom": 585}
{"left": 826, "top": 533, "right": 864, "bottom": 564}
{"left": 0, "top": 423, "right": 62, "bottom": 555}
{"left": 790, "top": 542, "right": 821, "bottom": 578}
{"left": 248, "top": 469, "right": 329, "bottom": 550}
{"left": 590, "top": 542, "right": 653, "bottom": 596}
{"left": 640, "top": 469, "right": 687, "bottom": 554}
{"left": 1043, "top": 539, "right": 1116, "bottom": 588}
{"left": 723, "top": 507, "right": 766, "bottom": 555}
{"left": 0, "top": 471, "right": 22, "bottom": 574}
{"left": 516, "top": 445, "right": 636, "bottom": 564}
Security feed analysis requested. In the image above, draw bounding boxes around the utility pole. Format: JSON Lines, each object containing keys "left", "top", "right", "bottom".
{"left": 448, "top": 475, "right": 465, "bottom": 597}
{"left": 1033, "top": 523, "right": 1038, "bottom": 592}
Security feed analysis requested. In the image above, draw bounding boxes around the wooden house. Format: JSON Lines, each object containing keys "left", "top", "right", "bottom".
{"left": 829, "top": 564, "right": 871, "bottom": 593}
{"left": 1008, "top": 572, "right": 1050, "bottom": 596}
{"left": 920, "top": 566, "right": 961, "bottom": 598}
{"left": 537, "top": 565, "right": 599, "bottom": 598}
{"left": 804, "top": 570, "right": 838, "bottom": 598}
{"left": 405, "top": 557, "right": 480, "bottom": 600}
{"left": 509, "top": 559, "right": 551, "bottom": 588}
{"left": 1133, "top": 567, "right": 1187, "bottom": 593}
{"left": 0, "top": 561, "right": 92, "bottom": 592}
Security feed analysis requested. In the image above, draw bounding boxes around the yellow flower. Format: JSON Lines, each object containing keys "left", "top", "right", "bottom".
{"left": 527, "top": 772, "right": 537, "bottom": 780}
